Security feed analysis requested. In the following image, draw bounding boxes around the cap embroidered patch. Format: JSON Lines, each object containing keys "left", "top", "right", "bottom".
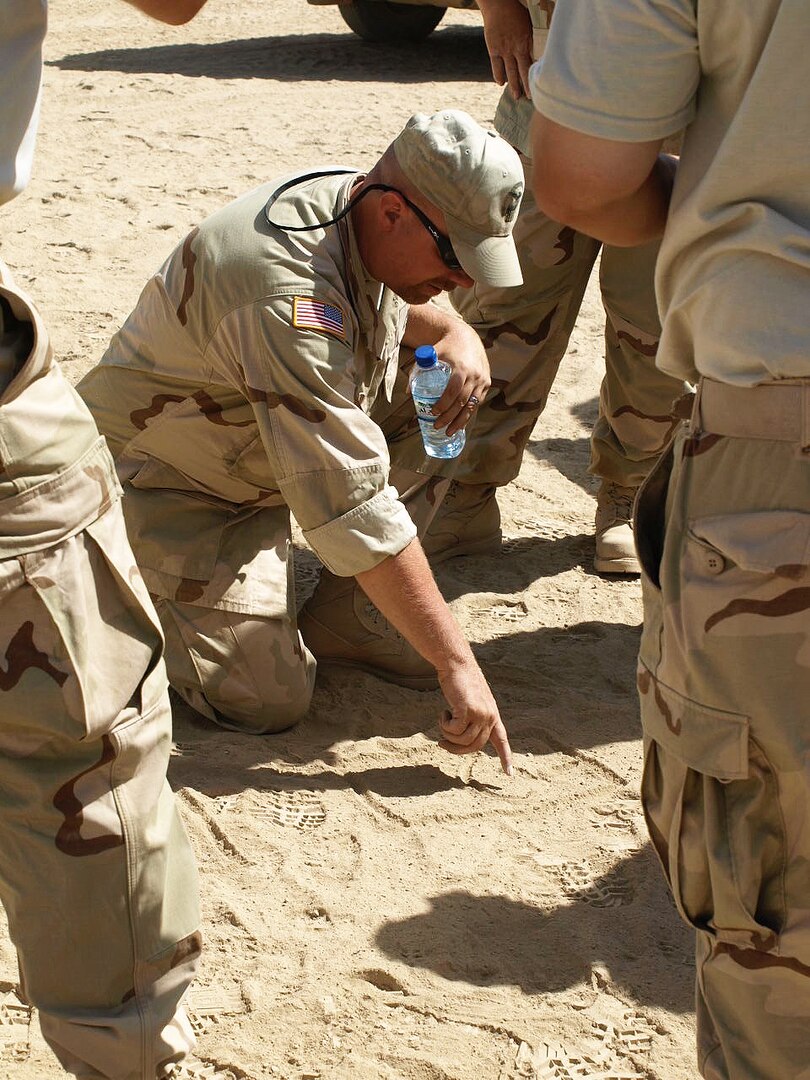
{"left": 293, "top": 297, "right": 346, "bottom": 340}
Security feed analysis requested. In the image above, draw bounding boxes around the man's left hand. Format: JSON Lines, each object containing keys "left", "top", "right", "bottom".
{"left": 429, "top": 319, "right": 490, "bottom": 436}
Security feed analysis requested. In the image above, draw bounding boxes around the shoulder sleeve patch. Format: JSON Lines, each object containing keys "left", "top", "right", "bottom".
{"left": 292, "top": 296, "right": 347, "bottom": 341}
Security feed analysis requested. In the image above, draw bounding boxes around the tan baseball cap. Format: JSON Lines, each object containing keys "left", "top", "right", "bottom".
{"left": 392, "top": 109, "right": 524, "bottom": 287}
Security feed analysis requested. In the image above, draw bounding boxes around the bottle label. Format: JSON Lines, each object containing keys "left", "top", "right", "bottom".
{"left": 413, "top": 396, "right": 439, "bottom": 421}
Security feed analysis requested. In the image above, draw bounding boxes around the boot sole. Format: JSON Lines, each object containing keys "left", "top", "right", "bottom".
{"left": 314, "top": 656, "right": 439, "bottom": 692}
{"left": 594, "top": 555, "right": 641, "bottom": 576}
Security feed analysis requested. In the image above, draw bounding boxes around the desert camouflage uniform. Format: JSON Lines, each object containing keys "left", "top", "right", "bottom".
{"left": 635, "top": 386, "right": 810, "bottom": 1078}
{"left": 534, "top": 0, "right": 810, "bottom": 1075}
{"left": 0, "top": 272, "right": 201, "bottom": 1079}
{"left": 398, "top": 0, "right": 686, "bottom": 492}
{"left": 1, "top": 2, "right": 200, "bottom": 1075}
{"left": 79, "top": 171, "right": 442, "bottom": 733}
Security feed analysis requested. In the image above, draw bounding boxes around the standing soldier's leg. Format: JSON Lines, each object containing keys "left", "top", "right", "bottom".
{"left": 0, "top": 517, "right": 201, "bottom": 1080}
{"left": 635, "top": 395, "right": 810, "bottom": 1079}
{"left": 592, "top": 241, "right": 689, "bottom": 573}
{"left": 0, "top": 275, "right": 200, "bottom": 1079}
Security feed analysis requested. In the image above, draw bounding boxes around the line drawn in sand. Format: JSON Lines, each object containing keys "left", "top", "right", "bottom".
{"left": 514, "top": 1039, "right": 644, "bottom": 1079}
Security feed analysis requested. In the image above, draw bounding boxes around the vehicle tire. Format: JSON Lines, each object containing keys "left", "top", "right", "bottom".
{"left": 339, "top": 1, "right": 446, "bottom": 43}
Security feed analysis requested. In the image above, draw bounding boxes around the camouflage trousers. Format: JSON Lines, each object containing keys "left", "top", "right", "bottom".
{"left": 0, "top": 270, "right": 200, "bottom": 1078}
{"left": 151, "top": 462, "right": 447, "bottom": 734}
{"left": 154, "top": 591, "right": 317, "bottom": 736}
{"left": 393, "top": 157, "right": 687, "bottom": 488}
{"left": 0, "top": 500, "right": 201, "bottom": 1079}
{"left": 634, "top": 379, "right": 810, "bottom": 1079}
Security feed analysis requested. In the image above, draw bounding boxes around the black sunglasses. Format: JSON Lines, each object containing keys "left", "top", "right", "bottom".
{"left": 265, "top": 172, "right": 464, "bottom": 274}
{"left": 365, "top": 184, "right": 463, "bottom": 272}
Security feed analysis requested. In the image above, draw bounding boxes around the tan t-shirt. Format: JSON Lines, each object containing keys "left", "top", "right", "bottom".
{"left": 530, "top": 0, "right": 810, "bottom": 386}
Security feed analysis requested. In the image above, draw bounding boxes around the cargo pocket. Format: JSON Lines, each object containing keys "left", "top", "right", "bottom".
{"left": 677, "top": 509, "right": 810, "bottom": 664}
{"left": 687, "top": 510, "right": 810, "bottom": 578}
{"left": 84, "top": 503, "right": 168, "bottom": 720}
{"left": 27, "top": 502, "right": 169, "bottom": 740}
{"left": 639, "top": 670, "right": 786, "bottom": 951}
{"left": 126, "top": 457, "right": 232, "bottom": 584}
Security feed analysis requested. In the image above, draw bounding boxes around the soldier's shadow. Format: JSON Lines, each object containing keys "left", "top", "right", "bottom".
{"left": 433, "top": 531, "right": 595, "bottom": 598}
{"left": 374, "top": 846, "right": 695, "bottom": 1014}
{"left": 51, "top": 26, "right": 489, "bottom": 83}
{"left": 523, "top": 394, "right": 602, "bottom": 500}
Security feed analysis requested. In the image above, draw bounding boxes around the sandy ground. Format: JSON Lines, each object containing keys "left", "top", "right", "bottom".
{"left": 0, "top": 1, "right": 699, "bottom": 1077}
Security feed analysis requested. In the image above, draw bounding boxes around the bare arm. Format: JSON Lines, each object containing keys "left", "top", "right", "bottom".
{"left": 476, "top": 0, "right": 533, "bottom": 99}
{"left": 403, "top": 304, "right": 490, "bottom": 436}
{"left": 531, "top": 112, "right": 677, "bottom": 246}
{"left": 356, "top": 540, "right": 513, "bottom": 776}
{"left": 122, "top": 0, "right": 208, "bottom": 25}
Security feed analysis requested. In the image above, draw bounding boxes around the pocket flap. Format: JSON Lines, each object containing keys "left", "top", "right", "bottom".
{"left": 122, "top": 482, "right": 227, "bottom": 582}
{"left": 690, "top": 511, "right": 810, "bottom": 573}
{"left": 639, "top": 664, "right": 750, "bottom": 780}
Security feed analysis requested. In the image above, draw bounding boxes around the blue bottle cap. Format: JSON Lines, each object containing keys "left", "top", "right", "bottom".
{"left": 414, "top": 345, "right": 438, "bottom": 368}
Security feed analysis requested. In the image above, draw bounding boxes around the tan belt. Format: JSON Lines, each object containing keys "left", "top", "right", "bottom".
{"left": 693, "top": 377, "right": 810, "bottom": 452}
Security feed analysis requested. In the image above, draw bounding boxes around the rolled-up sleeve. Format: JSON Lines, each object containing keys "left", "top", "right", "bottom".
{"left": 530, "top": 0, "right": 699, "bottom": 142}
{"left": 303, "top": 483, "right": 415, "bottom": 577}
{"left": 221, "top": 292, "right": 415, "bottom": 577}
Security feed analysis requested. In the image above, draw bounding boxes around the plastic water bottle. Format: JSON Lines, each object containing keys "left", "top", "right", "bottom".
{"left": 410, "top": 345, "right": 466, "bottom": 459}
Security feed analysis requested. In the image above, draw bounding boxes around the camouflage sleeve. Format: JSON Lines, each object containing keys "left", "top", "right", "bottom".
{"left": 216, "top": 292, "right": 416, "bottom": 578}
{"left": 530, "top": 0, "right": 699, "bottom": 142}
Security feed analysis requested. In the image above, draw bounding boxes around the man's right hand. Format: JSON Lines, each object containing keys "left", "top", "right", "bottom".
{"left": 436, "top": 660, "right": 513, "bottom": 776}
{"left": 477, "top": 0, "right": 533, "bottom": 100}
{"left": 355, "top": 540, "right": 513, "bottom": 776}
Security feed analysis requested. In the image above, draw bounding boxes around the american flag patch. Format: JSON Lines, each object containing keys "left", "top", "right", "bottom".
{"left": 292, "top": 296, "right": 346, "bottom": 340}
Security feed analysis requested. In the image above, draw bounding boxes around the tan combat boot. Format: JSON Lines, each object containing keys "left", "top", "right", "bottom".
{"left": 422, "top": 481, "right": 502, "bottom": 564}
{"left": 594, "top": 481, "right": 640, "bottom": 575}
{"left": 297, "top": 570, "right": 439, "bottom": 691}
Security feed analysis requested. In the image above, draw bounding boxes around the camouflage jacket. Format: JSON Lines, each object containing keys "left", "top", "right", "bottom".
{"left": 78, "top": 171, "right": 416, "bottom": 614}
{"left": 0, "top": 280, "right": 120, "bottom": 560}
